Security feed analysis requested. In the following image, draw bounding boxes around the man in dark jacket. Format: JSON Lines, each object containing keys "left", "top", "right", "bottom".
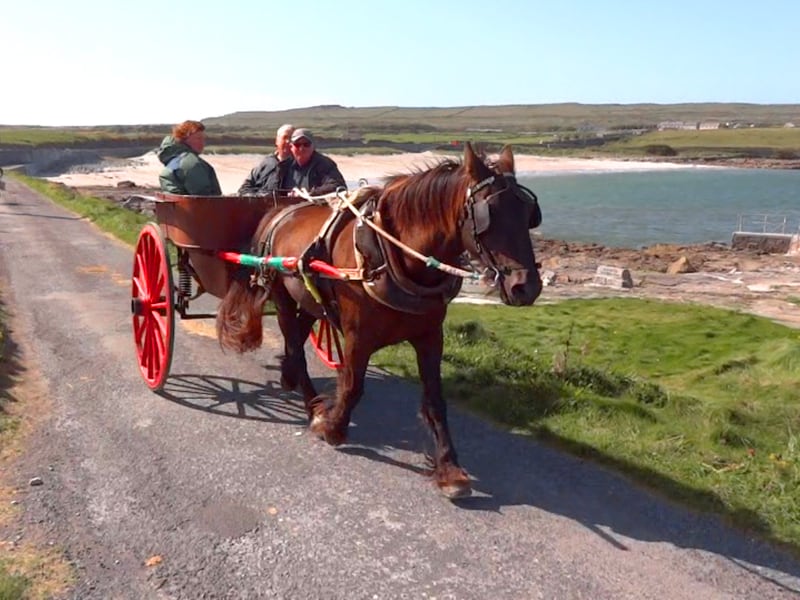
{"left": 238, "top": 123, "right": 295, "bottom": 195}
{"left": 283, "top": 129, "right": 347, "bottom": 196}
{"left": 157, "top": 120, "right": 222, "bottom": 196}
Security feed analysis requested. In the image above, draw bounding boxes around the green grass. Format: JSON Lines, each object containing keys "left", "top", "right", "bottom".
{"left": 373, "top": 300, "right": 800, "bottom": 550}
{"left": 203, "top": 103, "right": 800, "bottom": 134}
{"left": 0, "top": 299, "right": 32, "bottom": 600}
{"left": 0, "top": 125, "right": 165, "bottom": 146}
{"left": 4, "top": 103, "right": 800, "bottom": 149}
{"left": 0, "top": 563, "right": 29, "bottom": 600}
{"left": 603, "top": 128, "right": 800, "bottom": 158}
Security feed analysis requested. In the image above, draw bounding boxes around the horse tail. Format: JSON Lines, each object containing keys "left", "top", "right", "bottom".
{"left": 216, "top": 276, "right": 269, "bottom": 353}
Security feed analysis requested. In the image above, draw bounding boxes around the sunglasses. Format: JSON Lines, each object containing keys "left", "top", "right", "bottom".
{"left": 292, "top": 141, "right": 311, "bottom": 148}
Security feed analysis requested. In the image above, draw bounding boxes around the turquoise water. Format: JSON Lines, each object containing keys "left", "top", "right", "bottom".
{"left": 518, "top": 167, "right": 800, "bottom": 248}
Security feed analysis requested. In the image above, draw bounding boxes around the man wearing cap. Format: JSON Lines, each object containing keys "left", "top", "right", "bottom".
{"left": 283, "top": 128, "right": 347, "bottom": 196}
{"left": 238, "top": 123, "right": 295, "bottom": 195}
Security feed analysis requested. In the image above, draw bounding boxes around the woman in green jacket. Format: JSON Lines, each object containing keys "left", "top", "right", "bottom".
{"left": 157, "top": 120, "right": 222, "bottom": 195}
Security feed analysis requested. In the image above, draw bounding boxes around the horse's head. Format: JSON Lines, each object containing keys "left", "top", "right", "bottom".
{"left": 461, "top": 142, "right": 542, "bottom": 306}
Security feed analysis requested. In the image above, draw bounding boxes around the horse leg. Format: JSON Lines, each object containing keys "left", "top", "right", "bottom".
{"left": 410, "top": 328, "right": 472, "bottom": 499}
{"left": 310, "top": 341, "right": 369, "bottom": 447}
{"left": 271, "top": 283, "right": 319, "bottom": 416}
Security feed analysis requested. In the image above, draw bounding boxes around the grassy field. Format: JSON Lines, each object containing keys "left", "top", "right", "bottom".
{"left": 4, "top": 173, "right": 800, "bottom": 558}
{"left": 0, "top": 125, "right": 165, "bottom": 147}
{"left": 602, "top": 127, "right": 800, "bottom": 158}
{"left": 202, "top": 103, "right": 800, "bottom": 134}
{"left": 3, "top": 103, "right": 800, "bottom": 159}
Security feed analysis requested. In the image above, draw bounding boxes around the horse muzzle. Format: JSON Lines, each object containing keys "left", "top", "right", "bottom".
{"left": 483, "top": 266, "right": 542, "bottom": 306}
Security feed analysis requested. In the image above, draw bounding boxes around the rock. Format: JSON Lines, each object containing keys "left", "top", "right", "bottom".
{"left": 29, "top": 476, "right": 44, "bottom": 486}
{"left": 117, "top": 180, "right": 136, "bottom": 188}
{"left": 736, "top": 258, "right": 762, "bottom": 272}
{"left": 667, "top": 256, "right": 696, "bottom": 274}
{"left": 592, "top": 265, "right": 633, "bottom": 289}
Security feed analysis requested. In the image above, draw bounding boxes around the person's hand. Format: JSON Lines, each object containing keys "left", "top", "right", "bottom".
{"left": 288, "top": 187, "right": 305, "bottom": 198}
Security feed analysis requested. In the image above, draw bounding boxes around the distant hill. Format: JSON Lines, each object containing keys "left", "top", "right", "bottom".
{"left": 204, "top": 103, "right": 800, "bottom": 134}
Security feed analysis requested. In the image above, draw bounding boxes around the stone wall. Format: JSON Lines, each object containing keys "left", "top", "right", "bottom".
{"left": 730, "top": 232, "right": 797, "bottom": 254}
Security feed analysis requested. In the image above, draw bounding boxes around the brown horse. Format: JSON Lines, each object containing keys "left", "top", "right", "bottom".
{"left": 217, "top": 143, "right": 542, "bottom": 498}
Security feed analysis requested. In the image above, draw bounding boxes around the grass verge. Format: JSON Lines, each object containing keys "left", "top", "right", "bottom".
{"left": 0, "top": 296, "right": 31, "bottom": 599}
{"left": 9, "top": 173, "right": 150, "bottom": 246}
{"left": 373, "top": 301, "right": 800, "bottom": 553}
{"left": 0, "top": 231, "right": 76, "bottom": 598}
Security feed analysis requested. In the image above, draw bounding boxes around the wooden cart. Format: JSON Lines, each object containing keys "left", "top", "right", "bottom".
{"left": 130, "top": 192, "right": 342, "bottom": 391}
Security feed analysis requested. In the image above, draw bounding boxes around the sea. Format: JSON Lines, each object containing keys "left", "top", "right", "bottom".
{"left": 516, "top": 167, "right": 800, "bottom": 249}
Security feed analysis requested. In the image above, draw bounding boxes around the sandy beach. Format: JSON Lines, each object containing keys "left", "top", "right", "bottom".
{"left": 45, "top": 150, "right": 695, "bottom": 194}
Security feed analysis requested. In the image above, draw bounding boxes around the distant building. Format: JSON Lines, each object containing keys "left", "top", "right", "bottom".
{"left": 658, "top": 121, "right": 699, "bottom": 131}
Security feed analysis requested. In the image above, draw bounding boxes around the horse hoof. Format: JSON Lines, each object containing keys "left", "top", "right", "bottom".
{"left": 323, "top": 430, "right": 347, "bottom": 447}
{"left": 280, "top": 373, "right": 297, "bottom": 391}
{"left": 438, "top": 481, "right": 472, "bottom": 500}
{"left": 310, "top": 414, "right": 327, "bottom": 435}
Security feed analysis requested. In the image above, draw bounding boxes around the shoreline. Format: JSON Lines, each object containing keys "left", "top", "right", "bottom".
{"left": 44, "top": 150, "right": 713, "bottom": 194}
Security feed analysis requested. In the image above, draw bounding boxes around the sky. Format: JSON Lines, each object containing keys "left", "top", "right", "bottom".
{"left": 2, "top": 0, "right": 799, "bottom": 126}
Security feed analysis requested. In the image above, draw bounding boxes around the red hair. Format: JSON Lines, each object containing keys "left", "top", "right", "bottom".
{"left": 172, "top": 120, "right": 205, "bottom": 142}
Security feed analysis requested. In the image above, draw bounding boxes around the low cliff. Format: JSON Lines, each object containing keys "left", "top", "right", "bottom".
{"left": 0, "top": 145, "right": 154, "bottom": 175}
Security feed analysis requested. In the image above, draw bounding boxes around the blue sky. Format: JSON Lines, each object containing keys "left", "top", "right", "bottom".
{"left": 3, "top": 0, "right": 798, "bottom": 126}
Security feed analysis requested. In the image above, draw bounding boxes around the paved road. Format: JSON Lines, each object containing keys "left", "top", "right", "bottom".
{"left": 2, "top": 179, "right": 800, "bottom": 599}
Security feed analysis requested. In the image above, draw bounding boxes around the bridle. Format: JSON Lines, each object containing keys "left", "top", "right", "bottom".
{"left": 461, "top": 172, "right": 541, "bottom": 288}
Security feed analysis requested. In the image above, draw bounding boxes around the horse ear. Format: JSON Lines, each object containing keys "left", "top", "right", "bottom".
{"left": 464, "top": 142, "right": 483, "bottom": 178}
{"left": 496, "top": 144, "right": 515, "bottom": 174}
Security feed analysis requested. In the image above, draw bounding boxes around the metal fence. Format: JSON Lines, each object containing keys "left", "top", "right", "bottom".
{"left": 735, "top": 213, "right": 799, "bottom": 235}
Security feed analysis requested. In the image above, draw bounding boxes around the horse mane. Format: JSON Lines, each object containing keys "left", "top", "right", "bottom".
{"left": 379, "top": 158, "right": 468, "bottom": 232}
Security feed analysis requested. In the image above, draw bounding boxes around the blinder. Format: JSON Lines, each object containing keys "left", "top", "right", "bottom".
{"left": 462, "top": 169, "right": 543, "bottom": 293}
{"left": 471, "top": 192, "right": 492, "bottom": 234}
{"left": 518, "top": 183, "right": 542, "bottom": 229}
{"left": 466, "top": 174, "right": 542, "bottom": 236}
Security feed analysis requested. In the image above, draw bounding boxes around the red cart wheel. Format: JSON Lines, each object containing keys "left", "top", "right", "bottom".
{"left": 131, "top": 223, "right": 175, "bottom": 390}
{"left": 309, "top": 319, "right": 343, "bottom": 369}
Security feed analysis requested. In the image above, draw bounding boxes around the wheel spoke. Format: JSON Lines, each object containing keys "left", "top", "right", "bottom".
{"left": 332, "top": 326, "right": 344, "bottom": 362}
{"left": 133, "top": 316, "right": 145, "bottom": 344}
{"left": 151, "top": 309, "right": 168, "bottom": 340}
{"left": 134, "top": 253, "right": 148, "bottom": 294}
{"left": 146, "top": 318, "right": 163, "bottom": 373}
{"left": 131, "top": 274, "right": 146, "bottom": 297}
{"left": 323, "top": 321, "right": 334, "bottom": 362}
{"left": 310, "top": 319, "right": 343, "bottom": 369}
